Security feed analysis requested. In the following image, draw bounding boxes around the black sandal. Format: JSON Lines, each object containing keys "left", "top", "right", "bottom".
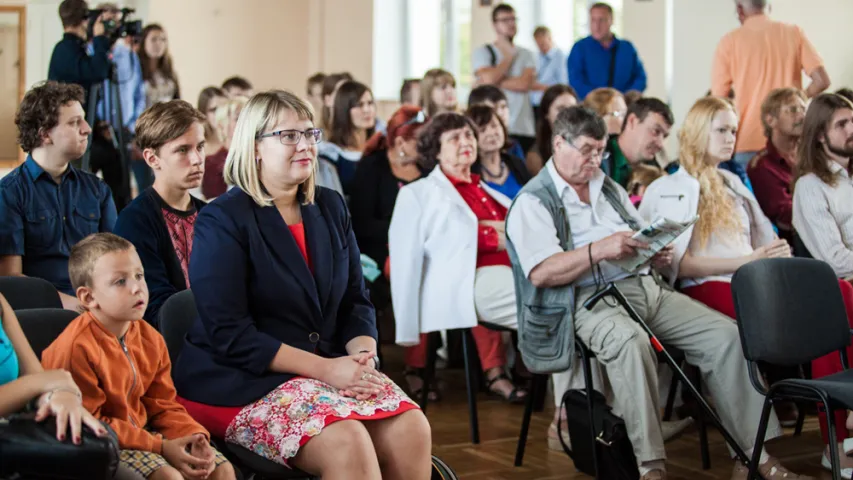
{"left": 403, "top": 367, "right": 441, "bottom": 403}
{"left": 486, "top": 373, "right": 528, "bottom": 404}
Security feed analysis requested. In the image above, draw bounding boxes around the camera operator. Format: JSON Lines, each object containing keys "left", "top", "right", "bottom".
{"left": 48, "top": 0, "right": 110, "bottom": 112}
{"left": 90, "top": 3, "right": 149, "bottom": 202}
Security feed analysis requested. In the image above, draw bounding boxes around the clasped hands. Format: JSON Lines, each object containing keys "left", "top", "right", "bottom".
{"left": 320, "top": 351, "right": 386, "bottom": 401}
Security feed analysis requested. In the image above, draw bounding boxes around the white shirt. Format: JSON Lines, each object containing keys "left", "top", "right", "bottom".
{"left": 793, "top": 161, "right": 853, "bottom": 278}
{"left": 506, "top": 160, "right": 648, "bottom": 288}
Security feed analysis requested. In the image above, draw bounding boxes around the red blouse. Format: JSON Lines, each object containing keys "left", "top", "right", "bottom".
{"left": 289, "top": 222, "right": 312, "bottom": 272}
{"left": 448, "top": 173, "right": 511, "bottom": 268}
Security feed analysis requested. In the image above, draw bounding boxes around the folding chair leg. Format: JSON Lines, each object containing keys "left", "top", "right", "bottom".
{"left": 693, "top": 374, "right": 711, "bottom": 470}
{"left": 421, "top": 332, "right": 439, "bottom": 414}
{"left": 461, "top": 329, "right": 480, "bottom": 444}
{"left": 514, "top": 375, "right": 543, "bottom": 466}
{"left": 826, "top": 400, "right": 843, "bottom": 480}
{"left": 747, "top": 396, "right": 775, "bottom": 480}
{"left": 793, "top": 404, "right": 806, "bottom": 437}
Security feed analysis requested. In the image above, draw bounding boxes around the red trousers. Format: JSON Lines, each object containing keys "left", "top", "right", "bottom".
{"left": 683, "top": 280, "right": 853, "bottom": 443}
{"left": 404, "top": 326, "right": 507, "bottom": 372}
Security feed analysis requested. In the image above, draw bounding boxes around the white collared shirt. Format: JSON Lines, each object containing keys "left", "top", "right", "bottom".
{"left": 506, "top": 160, "right": 649, "bottom": 288}
{"left": 793, "top": 161, "right": 853, "bottom": 278}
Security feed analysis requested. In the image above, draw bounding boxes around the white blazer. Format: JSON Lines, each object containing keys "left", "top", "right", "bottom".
{"left": 389, "top": 167, "right": 512, "bottom": 346}
{"left": 638, "top": 167, "right": 776, "bottom": 284}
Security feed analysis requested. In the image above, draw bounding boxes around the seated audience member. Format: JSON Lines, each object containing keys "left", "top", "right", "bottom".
{"left": 390, "top": 113, "right": 528, "bottom": 403}
{"left": 836, "top": 87, "right": 853, "bottom": 104}
{"left": 603, "top": 97, "right": 673, "bottom": 187}
{"left": 202, "top": 96, "right": 247, "bottom": 200}
{"left": 624, "top": 89, "right": 643, "bottom": 107}
{"left": 468, "top": 85, "right": 526, "bottom": 160}
{"left": 0, "top": 81, "right": 116, "bottom": 312}
{"left": 0, "top": 292, "right": 108, "bottom": 441}
{"left": 421, "top": 68, "right": 458, "bottom": 117}
{"left": 306, "top": 72, "right": 326, "bottom": 118}
{"left": 351, "top": 106, "right": 427, "bottom": 268}
{"left": 467, "top": 105, "right": 531, "bottom": 199}
{"left": 318, "top": 81, "right": 377, "bottom": 192}
{"left": 747, "top": 88, "right": 806, "bottom": 243}
{"left": 505, "top": 105, "right": 806, "bottom": 479}
{"left": 400, "top": 78, "right": 421, "bottom": 106}
{"left": 197, "top": 86, "right": 227, "bottom": 143}
{"left": 221, "top": 76, "right": 253, "bottom": 98}
{"left": 172, "top": 90, "right": 431, "bottom": 477}
{"left": 527, "top": 85, "right": 578, "bottom": 175}
{"left": 792, "top": 94, "right": 853, "bottom": 470}
{"left": 42, "top": 233, "right": 236, "bottom": 480}
{"left": 113, "top": 100, "right": 207, "bottom": 326}
{"left": 584, "top": 87, "right": 628, "bottom": 135}
{"left": 626, "top": 163, "right": 664, "bottom": 206}
{"left": 320, "top": 72, "right": 354, "bottom": 129}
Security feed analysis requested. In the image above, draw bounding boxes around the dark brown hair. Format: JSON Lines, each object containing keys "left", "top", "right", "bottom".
{"left": 623, "top": 97, "right": 674, "bottom": 133}
{"left": 222, "top": 76, "right": 253, "bottom": 93}
{"left": 363, "top": 105, "right": 425, "bottom": 157}
{"left": 135, "top": 100, "right": 205, "bottom": 153}
{"left": 307, "top": 72, "right": 326, "bottom": 95}
{"left": 197, "top": 86, "right": 226, "bottom": 140}
{"left": 491, "top": 3, "right": 515, "bottom": 22}
{"left": 466, "top": 105, "right": 511, "bottom": 151}
{"left": 59, "top": 0, "right": 88, "bottom": 28}
{"left": 328, "top": 81, "right": 375, "bottom": 148}
{"left": 15, "top": 81, "right": 85, "bottom": 153}
{"left": 321, "top": 72, "right": 354, "bottom": 128}
{"left": 400, "top": 78, "right": 420, "bottom": 105}
{"left": 590, "top": 2, "right": 614, "bottom": 15}
{"left": 535, "top": 84, "right": 578, "bottom": 160}
{"left": 794, "top": 93, "right": 853, "bottom": 188}
{"left": 416, "top": 112, "right": 478, "bottom": 171}
{"left": 138, "top": 24, "right": 180, "bottom": 97}
{"left": 69, "top": 233, "right": 134, "bottom": 290}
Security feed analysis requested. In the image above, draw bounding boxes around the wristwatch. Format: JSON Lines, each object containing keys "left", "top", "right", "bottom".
{"left": 359, "top": 350, "right": 381, "bottom": 371}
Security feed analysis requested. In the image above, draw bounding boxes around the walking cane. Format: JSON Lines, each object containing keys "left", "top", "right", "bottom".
{"left": 583, "top": 281, "right": 751, "bottom": 465}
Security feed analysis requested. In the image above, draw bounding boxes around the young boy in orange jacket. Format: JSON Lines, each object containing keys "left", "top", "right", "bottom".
{"left": 42, "top": 233, "right": 236, "bottom": 480}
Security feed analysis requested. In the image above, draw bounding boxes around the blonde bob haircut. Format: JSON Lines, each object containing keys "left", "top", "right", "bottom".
{"left": 678, "top": 96, "right": 740, "bottom": 247}
{"left": 224, "top": 90, "right": 317, "bottom": 207}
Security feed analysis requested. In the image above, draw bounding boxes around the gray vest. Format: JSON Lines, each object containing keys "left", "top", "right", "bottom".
{"left": 505, "top": 166, "right": 641, "bottom": 373}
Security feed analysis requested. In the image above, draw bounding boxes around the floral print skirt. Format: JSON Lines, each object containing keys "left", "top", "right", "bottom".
{"left": 224, "top": 375, "right": 419, "bottom": 467}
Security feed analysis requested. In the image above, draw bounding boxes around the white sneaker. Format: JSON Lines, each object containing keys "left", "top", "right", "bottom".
{"left": 662, "top": 418, "right": 694, "bottom": 442}
{"left": 821, "top": 453, "right": 853, "bottom": 479}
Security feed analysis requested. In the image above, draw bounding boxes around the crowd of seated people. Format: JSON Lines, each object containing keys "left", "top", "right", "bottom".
{"left": 7, "top": 1, "right": 853, "bottom": 479}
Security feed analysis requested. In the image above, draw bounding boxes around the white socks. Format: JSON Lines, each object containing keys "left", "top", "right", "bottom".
{"left": 639, "top": 460, "right": 666, "bottom": 476}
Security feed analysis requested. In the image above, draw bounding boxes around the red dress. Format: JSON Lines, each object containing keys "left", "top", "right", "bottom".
{"left": 181, "top": 222, "right": 418, "bottom": 467}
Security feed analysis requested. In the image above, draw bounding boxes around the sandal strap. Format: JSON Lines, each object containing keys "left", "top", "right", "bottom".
{"left": 486, "top": 372, "right": 512, "bottom": 388}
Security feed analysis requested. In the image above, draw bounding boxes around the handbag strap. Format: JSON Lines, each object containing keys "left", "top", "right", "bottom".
{"left": 556, "top": 393, "right": 576, "bottom": 460}
{"left": 607, "top": 40, "right": 620, "bottom": 88}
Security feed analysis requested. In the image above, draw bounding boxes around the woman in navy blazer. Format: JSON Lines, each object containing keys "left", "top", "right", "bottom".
{"left": 172, "top": 90, "right": 430, "bottom": 479}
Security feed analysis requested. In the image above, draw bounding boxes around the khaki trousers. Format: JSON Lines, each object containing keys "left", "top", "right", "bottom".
{"left": 554, "top": 275, "right": 781, "bottom": 463}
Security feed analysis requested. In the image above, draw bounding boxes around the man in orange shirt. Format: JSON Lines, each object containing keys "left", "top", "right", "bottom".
{"left": 711, "top": 0, "right": 830, "bottom": 168}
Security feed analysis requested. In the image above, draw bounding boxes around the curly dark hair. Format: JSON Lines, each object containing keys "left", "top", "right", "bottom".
{"left": 416, "top": 112, "right": 478, "bottom": 171}
{"left": 15, "top": 81, "right": 85, "bottom": 153}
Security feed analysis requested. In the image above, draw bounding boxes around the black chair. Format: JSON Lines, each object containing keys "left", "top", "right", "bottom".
{"left": 732, "top": 258, "right": 853, "bottom": 480}
{"left": 15, "top": 308, "right": 78, "bottom": 359}
{"left": 0, "top": 276, "right": 62, "bottom": 311}
{"left": 158, "top": 291, "right": 314, "bottom": 480}
{"left": 792, "top": 231, "right": 814, "bottom": 259}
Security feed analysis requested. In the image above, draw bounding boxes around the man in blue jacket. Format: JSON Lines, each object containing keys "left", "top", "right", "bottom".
{"left": 568, "top": 2, "right": 647, "bottom": 100}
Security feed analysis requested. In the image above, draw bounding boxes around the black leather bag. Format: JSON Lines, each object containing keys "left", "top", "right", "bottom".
{"left": 0, "top": 412, "right": 119, "bottom": 480}
{"left": 558, "top": 389, "right": 639, "bottom": 480}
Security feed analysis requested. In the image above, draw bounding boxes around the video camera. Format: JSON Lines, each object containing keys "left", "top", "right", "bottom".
{"left": 87, "top": 7, "right": 142, "bottom": 44}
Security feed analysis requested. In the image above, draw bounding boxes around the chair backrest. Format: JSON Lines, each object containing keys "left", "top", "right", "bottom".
{"left": 732, "top": 258, "right": 851, "bottom": 366}
{"left": 158, "top": 290, "right": 197, "bottom": 364}
{"left": 0, "top": 276, "right": 62, "bottom": 311}
{"left": 15, "top": 309, "right": 79, "bottom": 360}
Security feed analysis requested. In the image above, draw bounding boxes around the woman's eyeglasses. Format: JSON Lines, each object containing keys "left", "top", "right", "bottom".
{"left": 257, "top": 128, "right": 323, "bottom": 145}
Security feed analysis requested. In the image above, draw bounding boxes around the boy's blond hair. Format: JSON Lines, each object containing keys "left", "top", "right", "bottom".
{"left": 627, "top": 164, "right": 664, "bottom": 196}
{"left": 69, "top": 233, "right": 134, "bottom": 290}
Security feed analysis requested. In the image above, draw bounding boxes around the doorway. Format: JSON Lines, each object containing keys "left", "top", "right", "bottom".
{"left": 0, "top": 6, "right": 25, "bottom": 168}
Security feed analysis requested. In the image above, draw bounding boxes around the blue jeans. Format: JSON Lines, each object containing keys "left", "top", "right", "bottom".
{"left": 732, "top": 151, "right": 758, "bottom": 169}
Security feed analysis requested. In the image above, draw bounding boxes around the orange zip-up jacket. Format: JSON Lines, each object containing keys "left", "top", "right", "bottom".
{"left": 42, "top": 312, "right": 207, "bottom": 453}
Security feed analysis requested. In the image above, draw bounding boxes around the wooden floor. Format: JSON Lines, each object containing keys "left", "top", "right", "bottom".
{"left": 382, "top": 345, "right": 836, "bottom": 479}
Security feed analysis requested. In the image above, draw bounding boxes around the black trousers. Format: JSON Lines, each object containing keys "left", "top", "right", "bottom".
{"left": 89, "top": 129, "right": 131, "bottom": 212}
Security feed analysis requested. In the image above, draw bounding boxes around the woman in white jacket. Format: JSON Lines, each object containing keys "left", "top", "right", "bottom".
{"left": 641, "top": 96, "right": 853, "bottom": 475}
{"left": 389, "top": 112, "right": 527, "bottom": 403}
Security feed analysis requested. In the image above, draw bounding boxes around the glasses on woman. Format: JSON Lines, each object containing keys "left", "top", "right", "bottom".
{"left": 257, "top": 128, "right": 323, "bottom": 145}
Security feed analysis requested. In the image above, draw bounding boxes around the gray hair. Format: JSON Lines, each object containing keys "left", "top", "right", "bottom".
{"left": 736, "top": 0, "right": 767, "bottom": 11}
{"left": 552, "top": 106, "right": 608, "bottom": 143}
